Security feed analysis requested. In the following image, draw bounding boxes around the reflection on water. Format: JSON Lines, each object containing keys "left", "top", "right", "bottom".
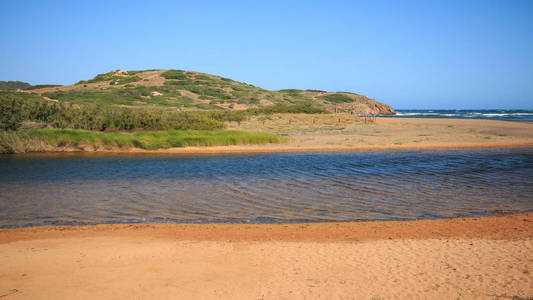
{"left": 0, "top": 149, "right": 532, "bottom": 227}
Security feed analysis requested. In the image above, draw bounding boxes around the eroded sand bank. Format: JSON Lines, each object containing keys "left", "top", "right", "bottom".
{"left": 1, "top": 213, "right": 532, "bottom": 299}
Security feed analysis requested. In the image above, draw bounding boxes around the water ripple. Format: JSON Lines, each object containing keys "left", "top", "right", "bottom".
{"left": 0, "top": 148, "right": 532, "bottom": 227}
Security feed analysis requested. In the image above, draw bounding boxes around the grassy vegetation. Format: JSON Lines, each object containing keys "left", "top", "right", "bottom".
{"left": 127, "top": 69, "right": 160, "bottom": 75}
{"left": 25, "top": 84, "right": 63, "bottom": 90}
{"left": 246, "top": 103, "right": 327, "bottom": 115}
{"left": 319, "top": 93, "right": 354, "bottom": 103}
{"left": 7, "top": 69, "right": 387, "bottom": 117}
{"left": 0, "top": 129, "right": 282, "bottom": 153}
{"left": 75, "top": 71, "right": 117, "bottom": 84}
{"left": 43, "top": 85, "right": 190, "bottom": 106}
{"left": 75, "top": 71, "right": 142, "bottom": 86}
{"left": 0, "top": 69, "right": 392, "bottom": 153}
{"left": 1, "top": 91, "right": 226, "bottom": 131}
{"left": 0, "top": 81, "right": 31, "bottom": 90}
{"left": 29, "top": 69, "right": 374, "bottom": 112}
{"left": 110, "top": 76, "right": 141, "bottom": 85}
{"left": 160, "top": 70, "right": 188, "bottom": 80}
{"left": 1, "top": 91, "right": 328, "bottom": 133}
{"left": 279, "top": 89, "right": 303, "bottom": 95}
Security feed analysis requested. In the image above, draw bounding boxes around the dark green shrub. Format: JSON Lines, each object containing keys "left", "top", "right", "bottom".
{"left": 25, "top": 84, "right": 63, "bottom": 90}
{"left": 319, "top": 93, "right": 353, "bottom": 103}
{"left": 161, "top": 70, "right": 188, "bottom": 80}
{"left": 194, "top": 75, "right": 211, "bottom": 81}
{"left": 0, "top": 81, "right": 31, "bottom": 90}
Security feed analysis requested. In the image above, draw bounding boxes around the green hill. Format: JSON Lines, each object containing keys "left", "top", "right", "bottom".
{"left": 0, "top": 80, "right": 31, "bottom": 90}
{"left": 26, "top": 69, "right": 395, "bottom": 115}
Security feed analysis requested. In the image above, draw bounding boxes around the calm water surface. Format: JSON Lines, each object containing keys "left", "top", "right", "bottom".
{"left": 0, "top": 149, "right": 532, "bottom": 227}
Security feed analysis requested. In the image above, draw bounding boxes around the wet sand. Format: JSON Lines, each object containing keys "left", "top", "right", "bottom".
{"left": 1, "top": 213, "right": 532, "bottom": 299}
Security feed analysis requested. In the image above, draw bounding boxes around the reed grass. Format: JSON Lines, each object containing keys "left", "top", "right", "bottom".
{"left": 0, "top": 129, "right": 283, "bottom": 153}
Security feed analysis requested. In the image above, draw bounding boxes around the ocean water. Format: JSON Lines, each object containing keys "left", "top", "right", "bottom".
{"left": 383, "top": 109, "right": 533, "bottom": 122}
{"left": 0, "top": 148, "right": 532, "bottom": 228}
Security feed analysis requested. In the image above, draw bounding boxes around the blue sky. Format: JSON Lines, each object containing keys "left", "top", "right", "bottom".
{"left": 1, "top": 0, "right": 532, "bottom": 109}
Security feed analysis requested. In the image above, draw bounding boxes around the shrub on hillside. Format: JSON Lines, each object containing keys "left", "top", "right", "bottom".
{"left": 319, "top": 93, "right": 353, "bottom": 103}
{"left": 160, "top": 70, "right": 188, "bottom": 80}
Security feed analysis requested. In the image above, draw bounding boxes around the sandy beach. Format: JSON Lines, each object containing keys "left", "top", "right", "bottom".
{"left": 1, "top": 213, "right": 532, "bottom": 299}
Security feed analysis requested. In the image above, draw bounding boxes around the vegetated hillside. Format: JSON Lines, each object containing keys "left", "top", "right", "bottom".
{"left": 24, "top": 70, "right": 395, "bottom": 115}
{"left": 0, "top": 80, "right": 32, "bottom": 90}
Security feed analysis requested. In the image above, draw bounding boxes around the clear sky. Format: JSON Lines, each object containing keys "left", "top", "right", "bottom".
{"left": 1, "top": 0, "right": 532, "bottom": 109}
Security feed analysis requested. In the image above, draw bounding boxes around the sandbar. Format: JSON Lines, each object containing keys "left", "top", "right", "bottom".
{"left": 115, "top": 117, "right": 533, "bottom": 154}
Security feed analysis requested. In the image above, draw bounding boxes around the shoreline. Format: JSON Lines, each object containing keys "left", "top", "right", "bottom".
{"left": 2, "top": 212, "right": 531, "bottom": 244}
{"left": 4, "top": 142, "right": 532, "bottom": 157}
{"left": 101, "top": 142, "right": 533, "bottom": 154}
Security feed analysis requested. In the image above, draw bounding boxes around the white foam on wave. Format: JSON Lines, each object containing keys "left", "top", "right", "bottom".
{"left": 395, "top": 112, "right": 441, "bottom": 116}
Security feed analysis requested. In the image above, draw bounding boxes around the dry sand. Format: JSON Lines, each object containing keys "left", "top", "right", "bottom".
{"left": 104, "top": 117, "right": 533, "bottom": 154}
{"left": 1, "top": 213, "right": 532, "bottom": 299}
{"left": 227, "top": 116, "right": 533, "bottom": 151}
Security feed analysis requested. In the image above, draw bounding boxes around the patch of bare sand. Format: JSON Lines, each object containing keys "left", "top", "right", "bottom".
{"left": 0, "top": 214, "right": 532, "bottom": 299}
{"left": 227, "top": 116, "right": 533, "bottom": 150}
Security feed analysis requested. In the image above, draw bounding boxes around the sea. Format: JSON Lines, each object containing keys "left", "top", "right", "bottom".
{"left": 382, "top": 109, "right": 533, "bottom": 122}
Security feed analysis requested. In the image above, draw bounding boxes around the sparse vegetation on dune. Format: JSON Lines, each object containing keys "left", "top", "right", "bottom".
{"left": 160, "top": 69, "right": 188, "bottom": 80}
{"left": 75, "top": 71, "right": 142, "bottom": 86}
{"left": 25, "top": 84, "right": 63, "bottom": 90}
{"left": 0, "top": 80, "right": 31, "bottom": 90}
{"left": 319, "top": 93, "right": 354, "bottom": 103}
{"left": 21, "top": 69, "right": 394, "bottom": 115}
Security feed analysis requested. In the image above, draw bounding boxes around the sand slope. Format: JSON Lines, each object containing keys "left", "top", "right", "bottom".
{"left": 1, "top": 214, "right": 532, "bottom": 299}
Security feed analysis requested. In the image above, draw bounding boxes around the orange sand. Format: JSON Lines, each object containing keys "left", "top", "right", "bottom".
{"left": 1, "top": 213, "right": 532, "bottom": 299}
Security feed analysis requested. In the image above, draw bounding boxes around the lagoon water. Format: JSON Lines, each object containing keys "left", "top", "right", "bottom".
{"left": 0, "top": 149, "right": 532, "bottom": 228}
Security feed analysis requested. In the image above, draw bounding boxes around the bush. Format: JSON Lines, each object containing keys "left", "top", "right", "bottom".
{"left": 160, "top": 70, "right": 188, "bottom": 80}
{"left": 76, "top": 71, "right": 142, "bottom": 85}
{"left": 110, "top": 76, "right": 141, "bottom": 85}
{"left": 319, "top": 93, "right": 353, "bottom": 103}
{"left": 0, "top": 91, "right": 226, "bottom": 131}
{"left": 0, "top": 92, "right": 31, "bottom": 130}
{"left": 25, "top": 84, "right": 63, "bottom": 90}
{"left": 0, "top": 81, "right": 31, "bottom": 90}
{"left": 194, "top": 75, "right": 211, "bottom": 81}
{"left": 1, "top": 90, "right": 328, "bottom": 134}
